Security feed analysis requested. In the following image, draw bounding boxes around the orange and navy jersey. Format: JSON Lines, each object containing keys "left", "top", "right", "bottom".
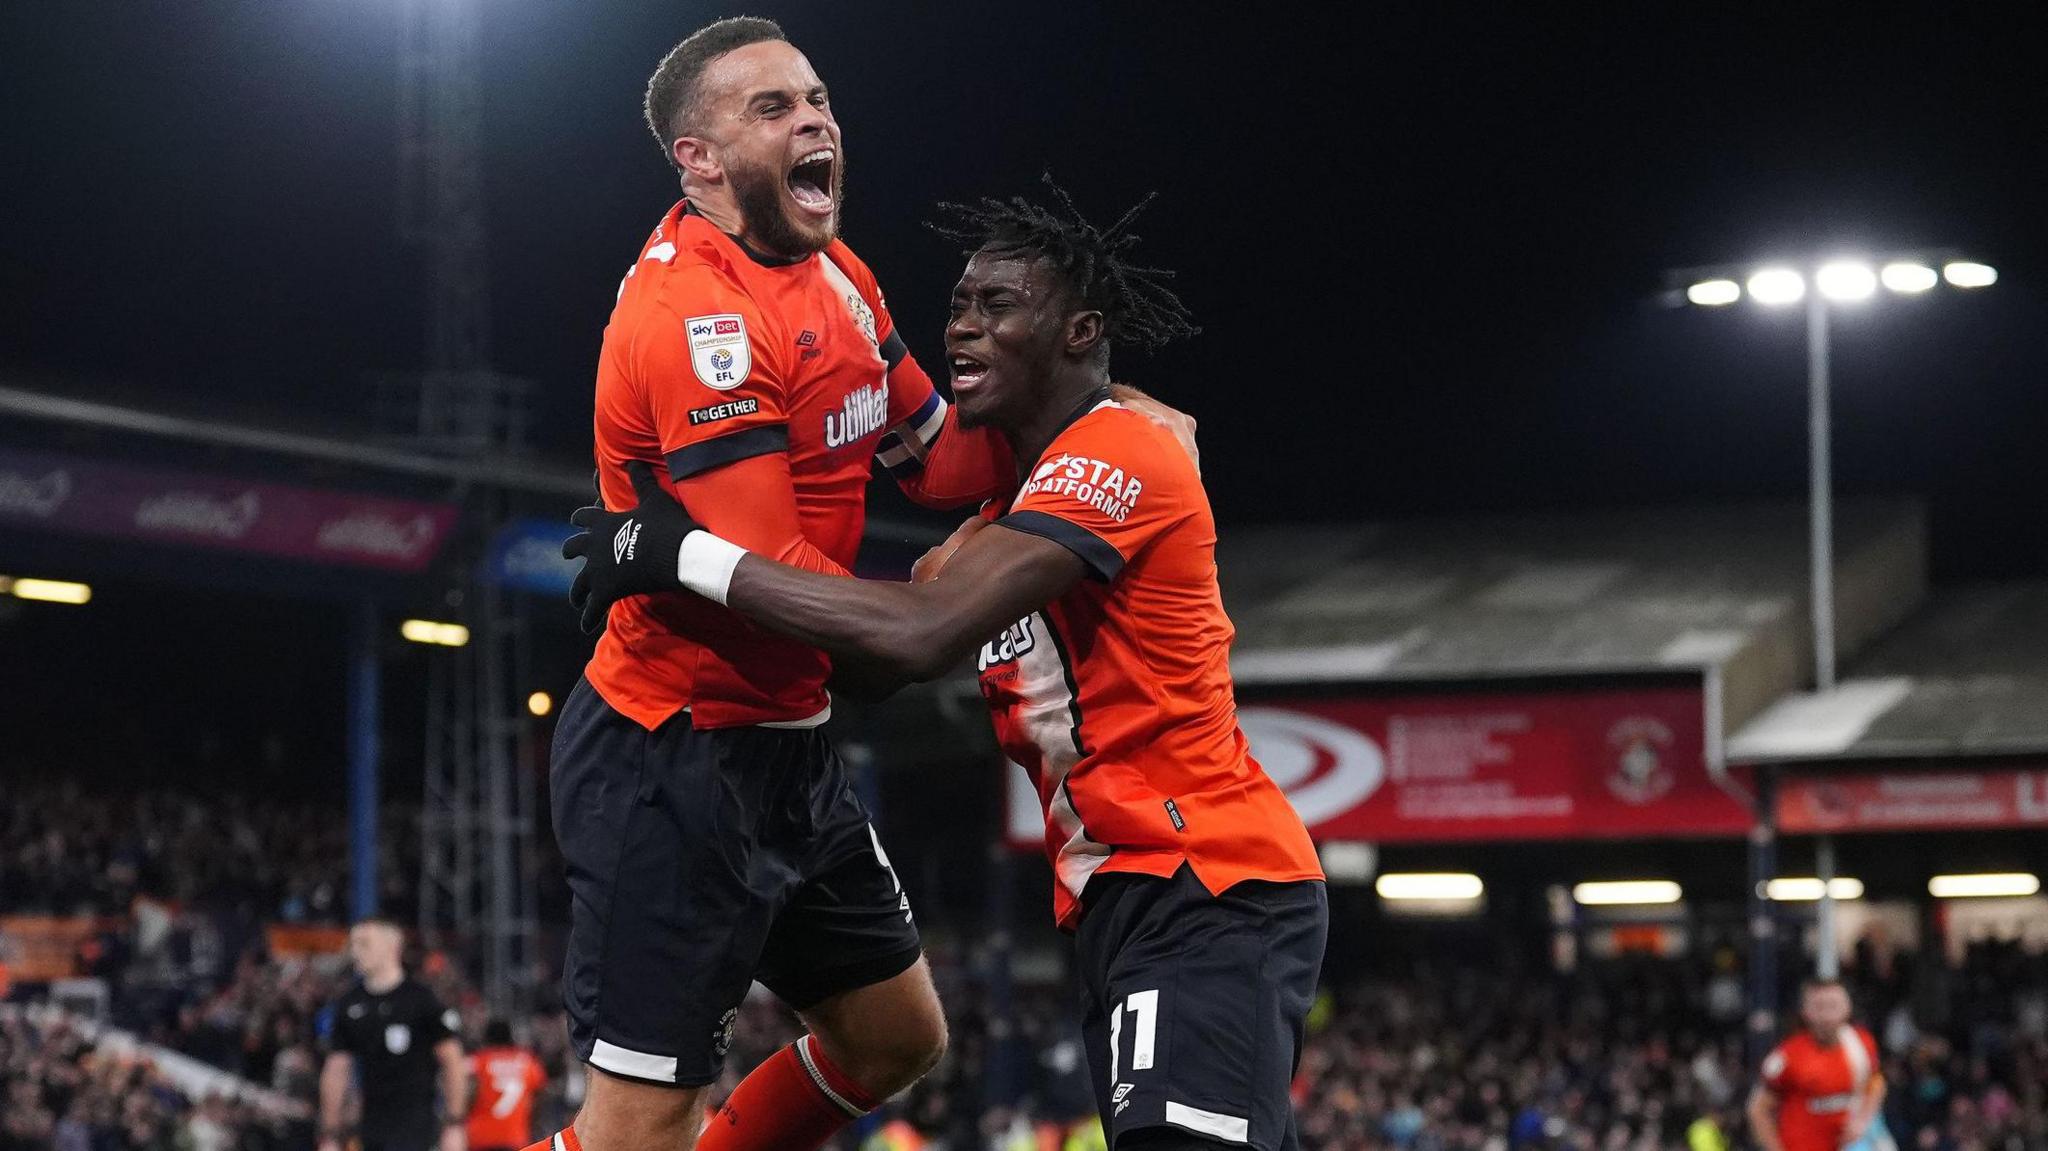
{"left": 977, "top": 392, "right": 1323, "bottom": 930}
{"left": 1761, "top": 1026, "right": 1880, "bottom": 1151}
{"left": 466, "top": 1046, "right": 545, "bottom": 1149}
{"left": 586, "top": 201, "right": 1009, "bottom": 730}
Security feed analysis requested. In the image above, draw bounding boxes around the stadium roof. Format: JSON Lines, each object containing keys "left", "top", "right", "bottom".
{"left": 1220, "top": 499, "right": 1923, "bottom": 687}
{"left": 1729, "top": 582, "right": 2048, "bottom": 763}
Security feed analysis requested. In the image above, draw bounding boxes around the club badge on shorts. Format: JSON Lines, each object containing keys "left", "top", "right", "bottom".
{"left": 686, "top": 314, "right": 751, "bottom": 391}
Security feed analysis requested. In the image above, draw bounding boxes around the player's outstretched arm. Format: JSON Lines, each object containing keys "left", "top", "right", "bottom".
{"left": 725, "top": 516, "right": 1084, "bottom": 681}
{"left": 564, "top": 462, "right": 1085, "bottom": 679}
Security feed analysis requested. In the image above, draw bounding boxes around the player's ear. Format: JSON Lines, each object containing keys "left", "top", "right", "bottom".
{"left": 674, "top": 135, "right": 722, "bottom": 183}
{"left": 1066, "top": 310, "right": 1105, "bottom": 360}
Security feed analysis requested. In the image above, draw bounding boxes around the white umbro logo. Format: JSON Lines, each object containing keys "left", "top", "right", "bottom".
{"left": 1112, "top": 1083, "right": 1134, "bottom": 1104}
{"left": 347, "top": 1004, "right": 367, "bottom": 1019}
{"left": 613, "top": 519, "right": 641, "bottom": 564}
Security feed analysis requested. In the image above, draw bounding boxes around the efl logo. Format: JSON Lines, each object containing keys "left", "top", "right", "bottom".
{"left": 685, "top": 313, "right": 751, "bottom": 390}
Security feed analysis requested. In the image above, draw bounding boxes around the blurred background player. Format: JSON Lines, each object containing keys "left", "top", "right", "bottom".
{"left": 1749, "top": 977, "right": 1891, "bottom": 1151}
{"left": 563, "top": 184, "right": 1329, "bottom": 1151}
{"left": 467, "top": 1020, "right": 546, "bottom": 1151}
{"left": 320, "top": 919, "right": 471, "bottom": 1151}
{"left": 537, "top": 16, "right": 1192, "bottom": 1151}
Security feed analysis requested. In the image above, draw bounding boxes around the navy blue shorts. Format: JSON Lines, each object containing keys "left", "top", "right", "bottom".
{"left": 550, "top": 677, "right": 922, "bottom": 1087}
{"left": 1075, "top": 866, "right": 1328, "bottom": 1150}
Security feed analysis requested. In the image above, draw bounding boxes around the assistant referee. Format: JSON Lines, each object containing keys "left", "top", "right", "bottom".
{"left": 319, "top": 918, "right": 472, "bottom": 1151}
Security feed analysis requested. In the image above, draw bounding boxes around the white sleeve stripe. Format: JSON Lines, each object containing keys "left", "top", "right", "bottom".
{"left": 908, "top": 395, "right": 948, "bottom": 447}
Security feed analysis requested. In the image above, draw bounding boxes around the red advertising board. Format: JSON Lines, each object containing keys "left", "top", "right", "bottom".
{"left": 1004, "top": 680, "right": 1751, "bottom": 845}
{"left": 0, "top": 447, "right": 458, "bottom": 572}
{"left": 1777, "top": 767, "right": 2048, "bottom": 833}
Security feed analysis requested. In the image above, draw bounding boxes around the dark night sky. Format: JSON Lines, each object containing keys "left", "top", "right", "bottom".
{"left": 4, "top": 2, "right": 2047, "bottom": 578}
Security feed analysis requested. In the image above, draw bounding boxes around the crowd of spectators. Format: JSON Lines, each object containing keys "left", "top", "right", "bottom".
{"left": 4, "top": 787, "right": 2045, "bottom": 1150}
{"left": 0, "top": 1011, "right": 302, "bottom": 1151}
{"left": 1, "top": 785, "right": 381, "bottom": 924}
{"left": 10, "top": 939, "right": 2042, "bottom": 1151}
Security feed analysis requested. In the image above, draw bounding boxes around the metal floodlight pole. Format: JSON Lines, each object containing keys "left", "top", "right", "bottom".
{"left": 1806, "top": 291, "right": 1836, "bottom": 694}
{"left": 1677, "top": 248, "right": 1996, "bottom": 1026}
{"left": 1816, "top": 834, "right": 1840, "bottom": 979}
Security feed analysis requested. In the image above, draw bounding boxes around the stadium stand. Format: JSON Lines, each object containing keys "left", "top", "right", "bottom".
{"left": 7, "top": 903, "right": 2047, "bottom": 1150}
{"left": 1733, "top": 582, "right": 2048, "bottom": 761}
{"left": 1218, "top": 500, "right": 1927, "bottom": 735}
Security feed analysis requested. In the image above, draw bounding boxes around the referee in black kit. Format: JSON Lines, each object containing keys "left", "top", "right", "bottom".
{"left": 319, "top": 918, "right": 472, "bottom": 1151}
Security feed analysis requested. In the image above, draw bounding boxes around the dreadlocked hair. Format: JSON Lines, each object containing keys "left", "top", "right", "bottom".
{"left": 930, "top": 174, "right": 1199, "bottom": 357}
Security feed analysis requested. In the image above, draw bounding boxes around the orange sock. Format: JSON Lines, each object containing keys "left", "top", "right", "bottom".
{"left": 696, "top": 1035, "right": 878, "bottom": 1151}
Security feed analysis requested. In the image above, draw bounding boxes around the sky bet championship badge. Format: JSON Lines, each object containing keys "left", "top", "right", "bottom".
{"left": 686, "top": 313, "right": 750, "bottom": 391}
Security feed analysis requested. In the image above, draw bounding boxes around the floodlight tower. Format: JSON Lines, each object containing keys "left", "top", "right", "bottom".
{"left": 1676, "top": 255, "right": 1996, "bottom": 693}
{"left": 395, "top": 0, "right": 540, "bottom": 1020}
{"left": 1671, "top": 251, "right": 1995, "bottom": 1067}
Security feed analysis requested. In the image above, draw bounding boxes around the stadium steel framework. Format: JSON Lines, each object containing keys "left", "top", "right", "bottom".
{"left": 394, "top": 0, "right": 542, "bottom": 1018}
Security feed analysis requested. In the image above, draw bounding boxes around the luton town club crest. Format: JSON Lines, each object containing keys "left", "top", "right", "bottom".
{"left": 1605, "top": 716, "right": 1675, "bottom": 804}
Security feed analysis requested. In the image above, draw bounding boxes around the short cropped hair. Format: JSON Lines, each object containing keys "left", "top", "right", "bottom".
{"left": 644, "top": 16, "right": 787, "bottom": 171}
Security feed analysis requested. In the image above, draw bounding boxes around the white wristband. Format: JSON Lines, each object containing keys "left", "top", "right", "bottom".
{"left": 676, "top": 530, "right": 748, "bottom": 605}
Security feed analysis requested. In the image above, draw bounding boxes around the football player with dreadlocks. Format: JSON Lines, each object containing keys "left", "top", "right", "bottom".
{"left": 565, "top": 181, "right": 1328, "bottom": 1151}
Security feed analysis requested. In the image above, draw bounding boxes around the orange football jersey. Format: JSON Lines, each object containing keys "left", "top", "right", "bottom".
{"left": 977, "top": 393, "right": 1323, "bottom": 929}
{"left": 585, "top": 202, "right": 1008, "bottom": 730}
{"left": 466, "top": 1046, "right": 545, "bottom": 1149}
{"left": 1760, "top": 1026, "right": 1880, "bottom": 1151}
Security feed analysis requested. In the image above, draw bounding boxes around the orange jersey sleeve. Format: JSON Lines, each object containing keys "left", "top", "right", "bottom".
{"left": 998, "top": 401, "right": 1193, "bottom": 580}
{"left": 676, "top": 451, "right": 850, "bottom": 578}
{"left": 628, "top": 297, "right": 790, "bottom": 484}
{"left": 887, "top": 404, "right": 1016, "bottom": 509}
{"left": 611, "top": 291, "right": 847, "bottom": 579}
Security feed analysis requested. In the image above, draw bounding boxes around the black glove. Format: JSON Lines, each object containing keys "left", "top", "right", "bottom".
{"left": 562, "top": 460, "right": 700, "bottom": 633}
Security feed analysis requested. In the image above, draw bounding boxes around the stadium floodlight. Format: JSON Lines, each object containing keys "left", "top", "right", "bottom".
{"left": 1928, "top": 872, "right": 2039, "bottom": 899}
{"left": 1765, "top": 877, "right": 1865, "bottom": 902}
{"left": 1673, "top": 247, "right": 1996, "bottom": 695}
{"left": 1942, "top": 261, "right": 1997, "bottom": 288}
{"left": 1572, "top": 880, "right": 1682, "bottom": 906}
{"left": 1686, "top": 279, "right": 1742, "bottom": 306}
{"left": 1881, "top": 262, "right": 1938, "bottom": 293}
{"left": 400, "top": 618, "right": 470, "bottom": 647}
{"left": 1745, "top": 267, "right": 1806, "bottom": 306}
{"left": 527, "top": 691, "right": 554, "bottom": 717}
{"left": 1375, "top": 872, "right": 1484, "bottom": 901}
{"left": 1, "top": 576, "right": 93, "bottom": 605}
{"left": 1815, "top": 261, "right": 1877, "bottom": 302}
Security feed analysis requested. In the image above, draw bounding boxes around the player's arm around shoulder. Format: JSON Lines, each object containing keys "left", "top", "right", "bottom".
{"left": 725, "top": 513, "right": 1090, "bottom": 682}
